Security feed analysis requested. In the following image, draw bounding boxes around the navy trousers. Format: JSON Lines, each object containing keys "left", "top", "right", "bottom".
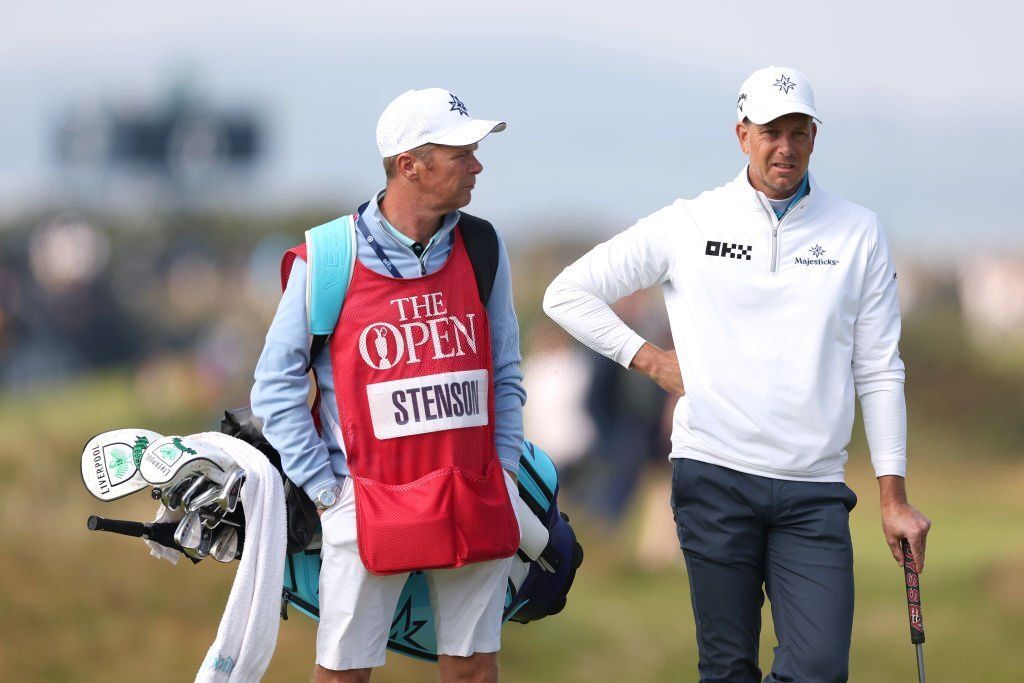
{"left": 670, "top": 458, "right": 858, "bottom": 683}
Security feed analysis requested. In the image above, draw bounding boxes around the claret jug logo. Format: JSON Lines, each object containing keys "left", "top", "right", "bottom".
{"left": 358, "top": 292, "right": 478, "bottom": 371}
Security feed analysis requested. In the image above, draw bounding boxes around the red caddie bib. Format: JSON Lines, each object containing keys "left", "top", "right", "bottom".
{"left": 289, "top": 225, "right": 519, "bottom": 575}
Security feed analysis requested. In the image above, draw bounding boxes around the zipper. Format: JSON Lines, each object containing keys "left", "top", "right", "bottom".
{"left": 377, "top": 218, "right": 449, "bottom": 276}
{"left": 757, "top": 195, "right": 810, "bottom": 274}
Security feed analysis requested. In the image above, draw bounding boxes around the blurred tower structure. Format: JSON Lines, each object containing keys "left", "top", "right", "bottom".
{"left": 54, "top": 83, "right": 263, "bottom": 211}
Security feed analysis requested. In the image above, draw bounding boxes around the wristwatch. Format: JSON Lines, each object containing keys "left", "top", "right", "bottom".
{"left": 315, "top": 484, "right": 343, "bottom": 511}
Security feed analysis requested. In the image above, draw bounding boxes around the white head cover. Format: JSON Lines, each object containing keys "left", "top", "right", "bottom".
{"left": 81, "top": 428, "right": 164, "bottom": 500}
{"left": 376, "top": 88, "right": 506, "bottom": 157}
{"left": 736, "top": 66, "right": 821, "bottom": 125}
{"left": 139, "top": 434, "right": 239, "bottom": 487}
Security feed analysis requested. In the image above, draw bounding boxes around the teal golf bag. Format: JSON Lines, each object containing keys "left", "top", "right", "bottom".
{"left": 273, "top": 439, "right": 583, "bottom": 661}
{"left": 222, "top": 405, "right": 583, "bottom": 660}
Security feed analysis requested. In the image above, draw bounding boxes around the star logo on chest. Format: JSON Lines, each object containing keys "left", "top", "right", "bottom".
{"left": 448, "top": 93, "right": 469, "bottom": 117}
{"left": 810, "top": 244, "right": 826, "bottom": 258}
{"left": 773, "top": 74, "right": 796, "bottom": 94}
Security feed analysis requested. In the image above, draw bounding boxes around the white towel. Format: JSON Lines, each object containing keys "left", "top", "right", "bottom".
{"left": 186, "top": 431, "right": 286, "bottom": 683}
{"left": 146, "top": 504, "right": 185, "bottom": 564}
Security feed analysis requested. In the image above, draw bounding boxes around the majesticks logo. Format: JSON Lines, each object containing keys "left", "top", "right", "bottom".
{"left": 795, "top": 244, "right": 838, "bottom": 266}
{"left": 705, "top": 240, "right": 753, "bottom": 261}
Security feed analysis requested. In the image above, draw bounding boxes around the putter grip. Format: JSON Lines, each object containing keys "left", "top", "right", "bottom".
{"left": 87, "top": 515, "right": 148, "bottom": 538}
{"left": 901, "top": 539, "right": 925, "bottom": 644}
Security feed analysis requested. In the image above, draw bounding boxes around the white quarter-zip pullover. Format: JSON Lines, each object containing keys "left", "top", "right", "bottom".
{"left": 544, "top": 169, "right": 907, "bottom": 482}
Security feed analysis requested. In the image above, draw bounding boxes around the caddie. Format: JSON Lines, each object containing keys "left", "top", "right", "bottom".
{"left": 543, "top": 66, "right": 932, "bottom": 682}
{"left": 251, "top": 88, "right": 525, "bottom": 683}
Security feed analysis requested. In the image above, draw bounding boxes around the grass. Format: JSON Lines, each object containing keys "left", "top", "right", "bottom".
{"left": 1, "top": 372, "right": 1022, "bottom": 681}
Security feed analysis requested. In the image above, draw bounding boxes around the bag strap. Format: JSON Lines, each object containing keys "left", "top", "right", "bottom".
{"left": 295, "top": 208, "right": 501, "bottom": 374}
{"left": 458, "top": 212, "right": 500, "bottom": 306}
{"left": 301, "top": 213, "right": 357, "bottom": 372}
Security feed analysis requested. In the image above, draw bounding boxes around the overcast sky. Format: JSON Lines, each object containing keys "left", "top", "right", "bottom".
{"left": 3, "top": 1, "right": 1020, "bottom": 254}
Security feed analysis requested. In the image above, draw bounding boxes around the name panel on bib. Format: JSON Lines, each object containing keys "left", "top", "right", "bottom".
{"left": 366, "top": 369, "right": 490, "bottom": 440}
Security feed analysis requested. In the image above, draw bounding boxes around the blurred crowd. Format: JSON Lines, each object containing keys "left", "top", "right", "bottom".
{"left": 2, "top": 206, "right": 1022, "bottom": 559}
{"left": 0, "top": 210, "right": 318, "bottom": 407}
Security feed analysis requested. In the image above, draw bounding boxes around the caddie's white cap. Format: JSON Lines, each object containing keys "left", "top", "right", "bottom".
{"left": 736, "top": 66, "right": 821, "bottom": 125}
{"left": 376, "top": 88, "right": 506, "bottom": 158}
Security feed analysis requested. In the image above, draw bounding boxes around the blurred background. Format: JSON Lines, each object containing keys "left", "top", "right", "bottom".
{"left": 2, "top": 2, "right": 1022, "bottom": 680}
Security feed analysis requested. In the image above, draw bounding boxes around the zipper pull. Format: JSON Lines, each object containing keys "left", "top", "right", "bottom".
{"left": 411, "top": 241, "right": 427, "bottom": 275}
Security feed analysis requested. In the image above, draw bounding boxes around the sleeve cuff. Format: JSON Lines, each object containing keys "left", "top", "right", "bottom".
{"left": 615, "top": 333, "right": 648, "bottom": 369}
{"left": 497, "top": 447, "right": 520, "bottom": 478}
{"left": 872, "top": 459, "right": 907, "bottom": 478}
{"left": 303, "top": 470, "right": 341, "bottom": 502}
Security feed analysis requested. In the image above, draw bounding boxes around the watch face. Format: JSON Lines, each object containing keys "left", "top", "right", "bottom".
{"left": 318, "top": 488, "right": 338, "bottom": 508}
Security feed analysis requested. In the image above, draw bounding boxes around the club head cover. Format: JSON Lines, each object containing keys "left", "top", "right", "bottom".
{"left": 139, "top": 434, "right": 239, "bottom": 488}
{"left": 81, "top": 429, "right": 165, "bottom": 501}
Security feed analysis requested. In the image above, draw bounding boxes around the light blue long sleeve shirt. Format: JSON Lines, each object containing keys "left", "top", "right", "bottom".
{"left": 251, "top": 191, "right": 526, "bottom": 502}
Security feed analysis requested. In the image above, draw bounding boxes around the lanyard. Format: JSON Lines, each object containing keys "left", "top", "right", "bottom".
{"left": 355, "top": 203, "right": 404, "bottom": 278}
{"left": 355, "top": 201, "right": 456, "bottom": 279}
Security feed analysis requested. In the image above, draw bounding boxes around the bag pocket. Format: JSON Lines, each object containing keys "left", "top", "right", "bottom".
{"left": 352, "top": 469, "right": 456, "bottom": 575}
{"left": 452, "top": 463, "right": 520, "bottom": 564}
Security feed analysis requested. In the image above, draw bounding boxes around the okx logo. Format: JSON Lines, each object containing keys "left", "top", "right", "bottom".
{"left": 705, "top": 240, "right": 753, "bottom": 261}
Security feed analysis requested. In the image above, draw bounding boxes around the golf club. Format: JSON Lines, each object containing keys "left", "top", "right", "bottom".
{"left": 179, "top": 475, "right": 212, "bottom": 511}
{"left": 185, "top": 485, "right": 223, "bottom": 513}
{"left": 218, "top": 470, "right": 246, "bottom": 512}
{"left": 900, "top": 538, "right": 926, "bottom": 683}
{"left": 198, "top": 502, "right": 231, "bottom": 529}
{"left": 87, "top": 515, "right": 178, "bottom": 547}
{"left": 196, "top": 527, "right": 214, "bottom": 558}
{"left": 174, "top": 510, "right": 204, "bottom": 550}
{"left": 189, "top": 469, "right": 246, "bottom": 513}
{"left": 210, "top": 526, "right": 240, "bottom": 563}
{"left": 160, "top": 473, "right": 202, "bottom": 511}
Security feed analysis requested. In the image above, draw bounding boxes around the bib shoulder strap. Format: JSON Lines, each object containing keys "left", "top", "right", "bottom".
{"left": 305, "top": 215, "right": 357, "bottom": 335}
{"left": 458, "top": 212, "right": 500, "bottom": 305}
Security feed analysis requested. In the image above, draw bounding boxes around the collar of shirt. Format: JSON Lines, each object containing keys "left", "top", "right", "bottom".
{"left": 366, "top": 189, "right": 460, "bottom": 252}
{"left": 734, "top": 165, "right": 815, "bottom": 220}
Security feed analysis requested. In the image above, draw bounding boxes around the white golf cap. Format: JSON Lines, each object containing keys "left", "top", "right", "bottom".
{"left": 736, "top": 66, "right": 821, "bottom": 125}
{"left": 376, "top": 88, "right": 506, "bottom": 158}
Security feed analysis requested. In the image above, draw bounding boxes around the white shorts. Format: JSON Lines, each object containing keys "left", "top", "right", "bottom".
{"left": 316, "top": 472, "right": 520, "bottom": 671}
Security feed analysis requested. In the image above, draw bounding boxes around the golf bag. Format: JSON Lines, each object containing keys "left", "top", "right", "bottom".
{"left": 223, "top": 407, "right": 583, "bottom": 661}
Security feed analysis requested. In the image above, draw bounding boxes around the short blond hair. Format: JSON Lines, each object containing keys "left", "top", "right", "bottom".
{"left": 383, "top": 143, "right": 436, "bottom": 179}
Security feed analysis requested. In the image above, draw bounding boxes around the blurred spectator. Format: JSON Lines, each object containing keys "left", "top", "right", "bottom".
{"left": 959, "top": 255, "right": 1024, "bottom": 349}
{"left": 522, "top": 322, "right": 595, "bottom": 471}
{"left": 570, "top": 291, "right": 672, "bottom": 525}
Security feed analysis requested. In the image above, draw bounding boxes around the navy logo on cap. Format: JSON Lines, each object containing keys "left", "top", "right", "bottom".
{"left": 737, "top": 93, "right": 747, "bottom": 112}
{"left": 773, "top": 74, "right": 796, "bottom": 94}
{"left": 448, "top": 93, "right": 469, "bottom": 117}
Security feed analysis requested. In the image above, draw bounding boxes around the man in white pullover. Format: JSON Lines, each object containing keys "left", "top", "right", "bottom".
{"left": 543, "top": 66, "right": 931, "bottom": 682}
